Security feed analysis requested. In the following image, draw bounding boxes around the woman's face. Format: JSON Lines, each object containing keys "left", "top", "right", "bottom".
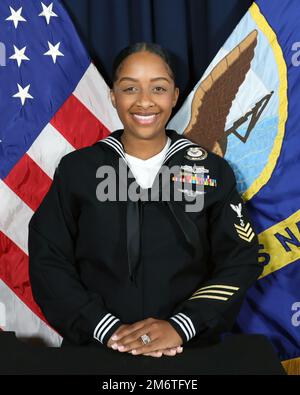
{"left": 111, "top": 51, "right": 179, "bottom": 141}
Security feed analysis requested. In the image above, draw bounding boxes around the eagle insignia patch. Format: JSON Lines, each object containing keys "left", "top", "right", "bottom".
{"left": 184, "top": 147, "right": 207, "bottom": 161}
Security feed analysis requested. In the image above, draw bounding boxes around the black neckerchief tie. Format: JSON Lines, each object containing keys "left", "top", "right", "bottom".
{"left": 126, "top": 198, "right": 142, "bottom": 284}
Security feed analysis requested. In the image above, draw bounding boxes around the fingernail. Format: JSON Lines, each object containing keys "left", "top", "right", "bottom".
{"left": 132, "top": 349, "right": 137, "bottom": 354}
{"left": 112, "top": 335, "right": 118, "bottom": 341}
{"left": 118, "top": 345, "right": 125, "bottom": 351}
{"left": 111, "top": 343, "right": 118, "bottom": 350}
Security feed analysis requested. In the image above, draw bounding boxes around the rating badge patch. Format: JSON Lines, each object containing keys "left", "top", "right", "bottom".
{"left": 230, "top": 203, "right": 255, "bottom": 242}
{"left": 234, "top": 222, "right": 255, "bottom": 242}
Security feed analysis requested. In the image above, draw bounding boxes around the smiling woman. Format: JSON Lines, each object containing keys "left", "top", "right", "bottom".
{"left": 110, "top": 43, "right": 179, "bottom": 160}
{"left": 28, "top": 42, "right": 262, "bottom": 362}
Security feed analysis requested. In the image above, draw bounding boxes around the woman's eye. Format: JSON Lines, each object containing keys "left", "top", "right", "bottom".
{"left": 123, "top": 87, "right": 138, "bottom": 93}
{"left": 153, "top": 87, "right": 167, "bottom": 93}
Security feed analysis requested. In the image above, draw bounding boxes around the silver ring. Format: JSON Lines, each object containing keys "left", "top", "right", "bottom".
{"left": 140, "top": 334, "right": 151, "bottom": 345}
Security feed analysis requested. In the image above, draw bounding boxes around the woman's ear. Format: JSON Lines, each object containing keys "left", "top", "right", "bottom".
{"left": 173, "top": 87, "right": 180, "bottom": 108}
{"left": 110, "top": 89, "right": 116, "bottom": 108}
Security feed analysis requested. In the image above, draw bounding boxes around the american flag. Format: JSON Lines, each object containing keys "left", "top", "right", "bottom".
{"left": 0, "top": 0, "right": 122, "bottom": 346}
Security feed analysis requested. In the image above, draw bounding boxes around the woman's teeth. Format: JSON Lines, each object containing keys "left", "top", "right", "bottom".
{"left": 132, "top": 114, "right": 158, "bottom": 124}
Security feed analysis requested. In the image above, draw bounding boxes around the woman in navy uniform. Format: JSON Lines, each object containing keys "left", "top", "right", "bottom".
{"left": 28, "top": 43, "right": 262, "bottom": 358}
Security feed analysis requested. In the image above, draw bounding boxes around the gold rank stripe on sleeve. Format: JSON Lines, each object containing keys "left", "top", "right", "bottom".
{"left": 189, "top": 295, "right": 229, "bottom": 301}
{"left": 192, "top": 290, "right": 234, "bottom": 296}
{"left": 234, "top": 222, "right": 255, "bottom": 242}
{"left": 197, "top": 285, "right": 239, "bottom": 291}
{"left": 188, "top": 285, "right": 240, "bottom": 302}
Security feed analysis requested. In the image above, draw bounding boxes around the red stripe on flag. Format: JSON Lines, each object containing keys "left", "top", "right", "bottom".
{"left": 0, "top": 231, "right": 48, "bottom": 325}
{"left": 51, "top": 94, "right": 111, "bottom": 149}
{"left": 4, "top": 154, "right": 52, "bottom": 212}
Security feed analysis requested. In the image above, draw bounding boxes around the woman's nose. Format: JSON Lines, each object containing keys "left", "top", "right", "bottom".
{"left": 136, "top": 90, "right": 155, "bottom": 108}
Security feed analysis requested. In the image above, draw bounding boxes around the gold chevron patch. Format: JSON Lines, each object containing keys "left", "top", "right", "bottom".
{"left": 234, "top": 222, "right": 255, "bottom": 242}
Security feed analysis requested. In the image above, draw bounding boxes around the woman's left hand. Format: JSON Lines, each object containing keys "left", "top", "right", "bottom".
{"left": 109, "top": 318, "right": 183, "bottom": 355}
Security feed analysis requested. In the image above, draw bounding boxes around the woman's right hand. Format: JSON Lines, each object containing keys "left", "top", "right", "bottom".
{"left": 107, "top": 324, "right": 183, "bottom": 357}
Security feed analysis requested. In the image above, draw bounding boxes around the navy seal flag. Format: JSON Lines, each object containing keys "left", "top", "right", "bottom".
{"left": 169, "top": 0, "right": 300, "bottom": 371}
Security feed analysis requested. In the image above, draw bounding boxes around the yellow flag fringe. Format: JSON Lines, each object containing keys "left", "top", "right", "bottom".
{"left": 282, "top": 357, "right": 300, "bottom": 375}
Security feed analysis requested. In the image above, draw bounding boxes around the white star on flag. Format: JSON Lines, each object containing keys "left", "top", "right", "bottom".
{"left": 13, "top": 84, "right": 34, "bottom": 106}
{"left": 9, "top": 46, "right": 30, "bottom": 67}
{"left": 44, "top": 41, "right": 64, "bottom": 64}
{"left": 5, "top": 6, "right": 26, "bottom": 29}
{"left": 39, "top": 2, "right": 58, "bottom": 25}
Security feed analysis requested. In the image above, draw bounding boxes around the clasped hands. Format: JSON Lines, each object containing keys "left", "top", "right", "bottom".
{"left": 107, "top": 318, "right": 183, "bottom": 358}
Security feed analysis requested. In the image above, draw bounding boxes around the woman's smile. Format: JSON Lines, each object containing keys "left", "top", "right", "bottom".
{"left": 131, "top": 112, "right": 160, "bottom": 125}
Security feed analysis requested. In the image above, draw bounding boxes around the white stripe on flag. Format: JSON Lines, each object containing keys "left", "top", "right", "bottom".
{"left": 27, "top": 123, "right": 75, "bottom": 179}
{"left": 0, "top": 280, "right": 62, "bottom": 347}
{"left": 0, "top": 180, "right": 33, "bottom": 254}
{"left": 0, "top": 301, "right": 6, "bottom": 328}
{"left": 73, "top": 63, "right": 123, "bottom": 133}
